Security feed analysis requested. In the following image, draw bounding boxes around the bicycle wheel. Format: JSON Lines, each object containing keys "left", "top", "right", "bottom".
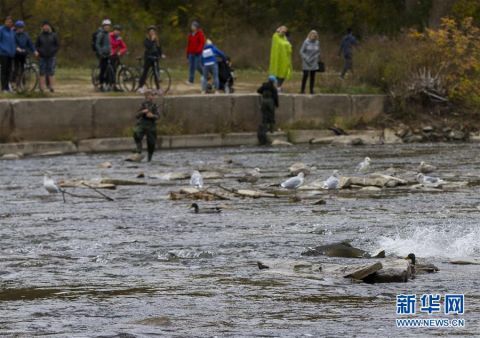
{"left": 91, "top": 66, "right": 100, "bottom": 90}
{"left": 117, "top": 66, "right": 136, "bottom": 92}
{"left": 18, "top": 66, "right": 38, "bottom": 93}
{"left": 148, "top": 67, "right": 171, "bottom": 94}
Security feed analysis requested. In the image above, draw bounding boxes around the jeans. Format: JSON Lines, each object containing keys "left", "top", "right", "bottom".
{"left": 0, "top": 55, "right": 13, "bottom": 91}
{"left": 188, "top": 53, "right": 202, "bottom": 83}
{"left": 341, "top": 54, "right": 353, "bottom": 78}
{"left": 301, "top": 70, "right": 316, "bottom": 94}
{"left": 39, "top": 57, "right": 56, "bottom": 76}
{"left": 202, "top": 63, "right": 219, "bottom": 92}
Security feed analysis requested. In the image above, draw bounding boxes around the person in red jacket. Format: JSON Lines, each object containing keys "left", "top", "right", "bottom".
{"left": 110, "top": 24, "right": 127, "bottom": 91}
{"left": 186, "top": 20, "right": 205, "bottom": 85}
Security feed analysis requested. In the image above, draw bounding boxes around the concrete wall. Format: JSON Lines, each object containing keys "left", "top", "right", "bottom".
{"left": 0, "top": 94, "right": 386, "bottom": 142}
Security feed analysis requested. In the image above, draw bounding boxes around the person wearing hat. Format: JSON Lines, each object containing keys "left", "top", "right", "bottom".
{"left": 0, "top": 16, "right": 16, "bottom": 92}
{"left": 109, "top": 24, "right": 127, "bottom": 92}
{"left": 256, "top": 75, "right": 279, "bottom": 145}
{"left": 185, "top": 20, "right": 205, "bottom": 85}
{"left": 34, "top": 20, "right": 59, "bottom": 92}
{"left": 137, "top": 25, "right": 164, "bottom": 94}
{"left": 133, "top": 89, "right": 161, "bottom": 162}
{"left": 13, "top": 20, "right": 35, "bottom": 88}
{"left": 96, "top": 19, "right": 112, "bottom": 92}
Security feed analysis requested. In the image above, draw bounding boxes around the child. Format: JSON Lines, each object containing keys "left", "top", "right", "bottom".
{"left": 201, "top": 39, "right": 226, "bottom": 94}
{"left": 256, "top": 76, "right": 279, "bottom": 145}
{"left": 133, "top": 90, "right": 160, "bottom": 162}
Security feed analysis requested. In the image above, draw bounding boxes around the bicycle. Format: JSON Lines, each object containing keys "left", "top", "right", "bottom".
{"left": 133, "top": 57, "right": 171, "bottom": 94}
{"left": 91, "top": 56, "right": 117, "bottom": 92}
{"left": 11, "top": 56, "right": 39, "bottom": 93}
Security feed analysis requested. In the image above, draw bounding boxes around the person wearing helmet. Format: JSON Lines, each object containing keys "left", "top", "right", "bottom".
{"left": 34, "top": 20, "right": 59, "bottom": 93}
{"left": 0, "top": 16, "right": 15, "bottom": 92}
{"left": 256, "top": 75, "right": 279, "bottom": 145}
{"left": 96, "top": 18, "right": 112, "bottom": 91}
{"left": 13, "top": 20, "right": 35, "bottom": 89}
{"left": 137, "top": 25, "right": 165, "bottom": 94}
{"left": 109, "top": 24, "right": 127, "bottom": 92}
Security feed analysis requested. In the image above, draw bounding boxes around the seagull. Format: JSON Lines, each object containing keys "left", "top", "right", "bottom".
{"left": 416, "top": 173, "right": 445, "bottom": 186}
{"left": 190, "top": 170, "right": 204, "bottom": 189}
{"left": 238, "top": 168, "right": 261, "bottom": 183}
{"left": 356, "top": 157, "right": 371, "bottom": 173}
{"left": 190, "top": 203, "right": 222, "bottom": 214}
{"left": 43, "top": 172, "right": 66, "bottom": 202}
{"left": 281, "top": 172, "right": 305, "bottom": 199}
{"left": 418, "top": 161, "right": 437, "bottom": 174}
{"left": 43, "top": 172, "right": 60, "bottom": 193}
{"left": 322, "top": 170, "right": 340, "bottom": 190}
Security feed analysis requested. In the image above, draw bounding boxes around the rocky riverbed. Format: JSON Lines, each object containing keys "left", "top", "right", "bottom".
{"left": 0, "top": 143, "right": 479, "bottom": 336}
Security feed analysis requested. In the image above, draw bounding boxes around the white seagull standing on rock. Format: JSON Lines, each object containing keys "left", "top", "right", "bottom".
{"left": 190, "top": 170, "right": 204, "bottom": 189}
{"left": 322, "top": 170, "right": 340, "bottom": 190}
{"left": 356, "top": 157, "right": 371, "bottom": 173}
{"left": 416, "top": 173, "right": 445, "bottom": 186}
{"left": 281, "top": 172, "right": 305, "bottom": 198}
{"left": 43, "top": 172, "right": 60, "bottom": 194}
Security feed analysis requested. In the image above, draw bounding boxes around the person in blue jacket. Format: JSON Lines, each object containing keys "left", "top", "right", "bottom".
{"left": 201, "top": 39, "right": 226, "bottom": 94}
{"left": 339, "top": 27, "right": 358, "bottom": 79}
{"left": 0, "top": 16, "right": 16, "bottom": 92}
{"left": 13, "top": 20, "right": 35, "bottom": 88}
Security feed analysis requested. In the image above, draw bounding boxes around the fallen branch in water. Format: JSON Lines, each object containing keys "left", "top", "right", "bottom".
{"left": 81, "top": 182, "right": 115, "bottom": 201}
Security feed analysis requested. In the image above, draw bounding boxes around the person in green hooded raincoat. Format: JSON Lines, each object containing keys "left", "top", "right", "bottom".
{"left": 268, "top": 26, "right": 292, "bottom": 92}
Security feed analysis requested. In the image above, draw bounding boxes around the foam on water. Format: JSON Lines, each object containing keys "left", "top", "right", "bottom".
{"left": 377, "top": 224, "right": 480, "bottom": 259}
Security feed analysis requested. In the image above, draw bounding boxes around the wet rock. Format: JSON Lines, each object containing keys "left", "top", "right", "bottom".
{"left": 98, "top": 161, "right": 112, "bottom": 169}
{"left": 169, "top": 188, "right": 229, "bottom": 201}
{"left": 150, "top": 172, "right": 190, "bottom": 180}
{"left": 449, "top": 258, "right": 480, "bottom": 265}
{"left": 363, "top": 259, "right": 413, "bottom": 283}
{"left": 309, "top": 136, "right": 335, "bottom": 144}
{"left": 341, "top": 174, "right": 407, "bottom": 188}
{"left": 383, "top": 128, "right": 403, "bottom": 144}
{"left": 271, "top": 139, "right": 293, "bottom": 147}
{"left": 394, "top": 124, "right": 410, "bottom": 138}
{"left": 448, "top": 130, "right": 467, "bottom": 141}
{"left": 418, "top": 162, "right": 436, "bottom": 174}
{"left": 422, "top": 126, "right": 434, "bottom": 132}
{"left": 359, "top": 186, "right": 382, "bottom": 192}
{"left": 301, "top": 241, "right": 385, "bottom": 258}
{"left": 136, "top": 172, "right": 145, "bottom": 178}
{"left": 1, "top": 153, "right": 22, "bottom": 160}
{"left": 60, "top": 180, "right": 116, "bottom": 190}
{"left": 125, "top": 153, "right": 144, "bottom": 162}
{"left": 403, "top": 134, "right": 424, "bottom": 143}
{"left": 344, "top": 262, "right": 383, "bottom": 280}
{"left": 350, "top": 138, "right": 365, "bottom": 146}
{"left": 289, "top": 162, "right": 311, "bottom": 176}
{"left": 100, "top": 178, "right": 146, "bottom": 186}
{"left": 312, "top": 199, "right": 326, "bottom": 205}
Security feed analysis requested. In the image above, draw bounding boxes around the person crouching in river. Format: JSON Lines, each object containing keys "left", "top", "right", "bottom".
{"left": 256, "top": 75, "right": 279, "bottom": 145}
{"left": 133, "top": 90, "right": 160, "bottom": 162}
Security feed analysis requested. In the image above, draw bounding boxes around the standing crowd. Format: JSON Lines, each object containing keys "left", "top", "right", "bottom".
{"left": 0, "top": 16, "right": 58, "bottom": 93}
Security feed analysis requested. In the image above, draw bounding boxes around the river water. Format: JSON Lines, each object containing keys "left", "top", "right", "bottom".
{"left": 0, "top": 143, "right": 479, "bottom": 337}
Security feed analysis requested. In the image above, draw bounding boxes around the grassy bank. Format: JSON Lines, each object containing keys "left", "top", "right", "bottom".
{"left": 0, "top": 65, "right": 382, "bottom": 99}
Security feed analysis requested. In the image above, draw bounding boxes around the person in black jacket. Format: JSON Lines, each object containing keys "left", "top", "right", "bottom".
{"left": 256, "top": 76, "right": 279, "bottom": 145}
{"left": 34, "top": 20, "right": 59, "bottom": 92}
{"left": 133, "top": 90, "right": 160, "bottom": 162}
{"left": 137, "top": 26, "right": 164, "bottom": 94}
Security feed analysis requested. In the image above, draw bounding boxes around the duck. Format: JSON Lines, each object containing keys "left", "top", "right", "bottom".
{"left": 190, "top": 203, "right": 222, "bottom": 214}
{"left": 405, "top": 253, "right": 439, "bottom": 274}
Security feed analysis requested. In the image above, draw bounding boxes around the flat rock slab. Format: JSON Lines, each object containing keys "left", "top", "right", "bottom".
{"left": 344, "top": 262, "right": 383, "bottom": 280}
{"left": 363, "top": 259, "right": 412, "bottom": 283}
{"left": 100, "top": 178, "right": 146, "bottom": 186}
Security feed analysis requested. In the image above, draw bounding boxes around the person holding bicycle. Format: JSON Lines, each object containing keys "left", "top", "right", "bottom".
{"left": 137, "top": 25, "right": 164, "bottom": 94}
{"left": 109, "top": 24, "right": 127, "bottom": 92}
{"left": 13, "top": 20, "right": 35, "bottom": 88}
{"left": 96, "top": 19, "right": 112, "bottom": 92}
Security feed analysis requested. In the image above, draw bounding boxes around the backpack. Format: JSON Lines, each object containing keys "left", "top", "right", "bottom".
{"left": 91, "top": 30, "right": 106, "bottom": 52}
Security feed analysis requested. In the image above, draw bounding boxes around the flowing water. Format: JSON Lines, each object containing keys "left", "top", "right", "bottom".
{"left": 0, "top": 143, "right": 479, "bottom": 337}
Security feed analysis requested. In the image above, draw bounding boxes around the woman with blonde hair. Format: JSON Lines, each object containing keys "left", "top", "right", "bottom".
{"left": 268, "top": 25, "right": 292, "bottom": 92}
{"left": 300, "top": 30, "right": 320, "bottom": 94}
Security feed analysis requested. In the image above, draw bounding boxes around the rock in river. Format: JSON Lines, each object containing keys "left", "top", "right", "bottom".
{"left": 301, "top": 241, "right": 385, "bottom": 259}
